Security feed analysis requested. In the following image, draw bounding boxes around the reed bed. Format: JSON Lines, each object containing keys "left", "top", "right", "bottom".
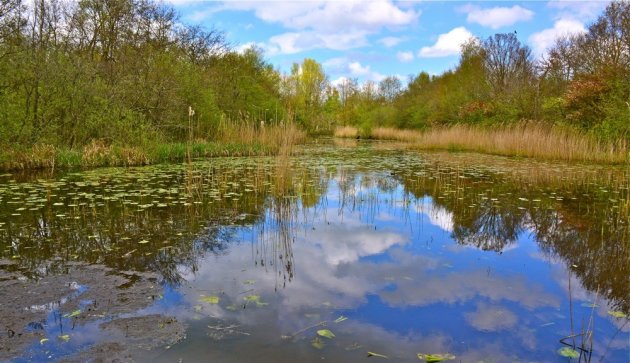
{"left": 0, "top": 123, "right": 306, "bottom": 171}
{"left": 335, "top": 125, "right": 628, "bottom": 164}
{"left": 218, "top": 121, "right": 306, "bottom": 152}
{"left": 333, "top": 126, "right": 360, "bottom": 139}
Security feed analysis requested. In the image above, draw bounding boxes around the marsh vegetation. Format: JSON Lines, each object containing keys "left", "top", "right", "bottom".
{"left": 0, "top": 0, "right": 628, "bottom": 361}
{"left": 0, "top": 141, "right": 628, "bottom": 362}
{"left": 1, "top": 1, "right": 629, "bottom": 168}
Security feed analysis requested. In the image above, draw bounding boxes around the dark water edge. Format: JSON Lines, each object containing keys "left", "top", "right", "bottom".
{"left": 1, "top": 140, "right": 628, "bottom": 362}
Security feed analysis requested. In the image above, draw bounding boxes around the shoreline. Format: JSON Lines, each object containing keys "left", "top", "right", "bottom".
{"left": 334, "top": 126, "right": 629, "bottom": 165}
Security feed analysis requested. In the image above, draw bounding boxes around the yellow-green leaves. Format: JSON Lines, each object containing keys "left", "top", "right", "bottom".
{"left": 316, "top": 329, "right": 335, "bottom": 339}
{"left": 244, "top": 295, "right": 268, "bottom": 307}
{"left": 417, "top": 353, "right": 456, "bottom": 362}
{"left": 557, "top": 347, "right": 579, "bottom": 359}
{"left": 199, "top": 295, "right": 220, "bottom": 304}
{"left": 63, "top": 310, "right": 81, "bottom": 318}
{"left": 367, "top": 351, "right": 389, "bottom": 359}
{"left": 607, "top": 310, "right": 627, "bottom": 318}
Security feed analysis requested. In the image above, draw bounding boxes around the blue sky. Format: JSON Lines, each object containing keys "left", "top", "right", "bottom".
{"left": 170, "top": 1, "right": 608, "bottom": 84}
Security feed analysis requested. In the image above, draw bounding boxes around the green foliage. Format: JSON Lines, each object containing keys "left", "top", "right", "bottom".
{"left": 282, "top": 58, "right": 329, "bottom": 132}
{"left": 539, "top": 1, "right": 630, "bottom": 139}
{"left": 0, "top": 0, "right": 286, "bottom": 156}
{"left": 323, "top": 1, "right": 627, "bottom": 146}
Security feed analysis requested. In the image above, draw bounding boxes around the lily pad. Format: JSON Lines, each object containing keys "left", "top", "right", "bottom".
{"left": 607, "top": 310, "right": 627, "bottom": 318}
{"left": 244, "top": 295, "right": 268, "bottom": 306}
{"left": 581, "top": 302, "right": 599, "bottom": 308}
{"left": 558, "top": 347, "right": 579, "bottom": 358}
{"left": 317, "top": 329, "right": 335, "bottom": 339}
{"left": 367, "top": 351, "right": 389, "bottom": 359}
{"left": 334, "top": 316, "right": 348, "bottom": 323}
{"left": 311, "top": 337, "right": 325, "bottom": 349}
{"left": 417, "top": 353, "right": 456, "bottom": 362}
{"left": 63, "top": 310, "right": 81, "bottom": 318}
{"left": 199, "top": 295, "right": 220, "bottom": 304}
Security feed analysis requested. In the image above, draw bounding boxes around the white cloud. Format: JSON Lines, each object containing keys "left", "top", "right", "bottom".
{"left": 418, "top": 27, "right": 474, "bottom": 58}
{"left": 268, "top": 30, "right": 369, "bottom": 54}
{"left": 235, "top": 42, "right": 257, "bottom": 54}
{"left": 349, "top": 61, "right": 385, "bottom": 81}
{"left": 416, "top": 202, "right": 454, "bottom": 232}
{"left": 331, "top": 76, "right": 350, "bottom": 88}
{"left": 379, "top": 36, "right": 405, "bottom": 48}
{"left": 528, "top": 19, "right": 586, "bottom": 56}
{"left": 215, "top": 1, "right": 419, "bottom": 54}
{"left": 461, "top": 5, "right": 534, "bottom": 29}
{"left": 325, "top": 57, "right": 385, "bottom": 82}
{"left": 396, "top": 51, "right": 414, "bottom": 63}
{"left": 226, "top": 1, "right": 418, "bottom": 32}
{"left": 547, "top": 0, "right": 609, "bottom": 22}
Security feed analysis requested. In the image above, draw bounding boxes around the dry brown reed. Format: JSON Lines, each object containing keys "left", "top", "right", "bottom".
{"left": 335, "top": 125, "right": 628, "bottom": 164}
{"left": 333, "top": 126, "right": 359, "bottom": 139}
{"left": 82, "top": 140, "right": 149, "bottom": 167}
{"left": 216, "top": 118, "right": 306, "bottom": 194}
{"left": 4, "top": 144, "right": 58, "bottom": 170}
{"left": 218, "top": 120, "right": 306, "bottom": 152}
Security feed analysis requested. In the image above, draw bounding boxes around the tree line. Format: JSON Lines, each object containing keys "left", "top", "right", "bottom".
{"left": 0, "top": 0, "right": 289, "bottom": 150}
{"left": 0, "top": 0, "right": 628, "bottom": 151}
{"left": 312, "top": 1, "right": 628, "bottom": 141}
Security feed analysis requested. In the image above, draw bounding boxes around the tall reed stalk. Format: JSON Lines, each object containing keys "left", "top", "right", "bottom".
{"left": 335, "top": 125, "right": 628, "bottom": 164}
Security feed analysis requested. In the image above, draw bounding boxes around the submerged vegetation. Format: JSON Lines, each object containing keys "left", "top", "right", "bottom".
{"left": 1, "top": 143, "right": 628, "bottom": 361}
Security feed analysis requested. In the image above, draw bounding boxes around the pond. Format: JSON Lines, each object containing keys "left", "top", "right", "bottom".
{"left": 1, "top": 140, "right": 628, "bottom": 362}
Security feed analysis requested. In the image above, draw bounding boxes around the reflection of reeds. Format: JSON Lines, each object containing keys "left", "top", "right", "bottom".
{"left": 560, "top": 274, "right": 595, "bottom": 363}
{"left": 334, "top": 125, "right": 628, "bottom": 163}
{"left": 257, "top": 197, "right": 296, "bottom": 289}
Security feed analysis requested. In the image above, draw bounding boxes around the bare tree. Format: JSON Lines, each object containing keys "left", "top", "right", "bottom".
{"left": 378, "top": 76, "right": 402, "bottom": 102}
{"left": 483, "top": 32, "right": 533, "bottom": 96}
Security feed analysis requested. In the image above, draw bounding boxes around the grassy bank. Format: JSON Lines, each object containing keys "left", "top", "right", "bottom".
{"left": 0, "top": 124, "right": 306, "bottom": 172}
{"left": 334, "top": 125, "right": 628, "bottom": 164}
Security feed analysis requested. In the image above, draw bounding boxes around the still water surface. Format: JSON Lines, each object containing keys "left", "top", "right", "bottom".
{"left": 1, "top": 141, "right": 628, "bottom": 362}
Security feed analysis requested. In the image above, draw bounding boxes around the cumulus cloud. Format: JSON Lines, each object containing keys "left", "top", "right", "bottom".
{"left": 235, "top": 42, "right": 257, "bottom": 54}
{"left": 324, "top": 57, "right": 385, "bottom": 82}
{"left": 330, "top": 76, "right": 350, "bottom": 88}
{"left": 461, "top": 4, "right": 534, "bottom": 29}
{"left": 213, "top": 1, "right": 419, "bottom": 54}
{"left": 396, "top": 51, "right": 414, "bottom": 63}
{"left": 379, "top": 36, "right": 405, "bottom": 48}
{"left": 416, "top": 201, "right": 454, "bottom": 232}
{"left": 528, "top": 19, "right": 586, "bottom": 56}
{"left": 223, "top": 1, "right": 418, "bottom": 32}
{"left": 465, "top": 303, "right": 518, "bottom": 332}
{"left": 267, "top": 30, "right": 369, "bottom": 54}
{"left": 418, "top": 27, "right": 474, "bottom": 58}
{"left": 547, "top": 0, "right": 609, "bottom": 22}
